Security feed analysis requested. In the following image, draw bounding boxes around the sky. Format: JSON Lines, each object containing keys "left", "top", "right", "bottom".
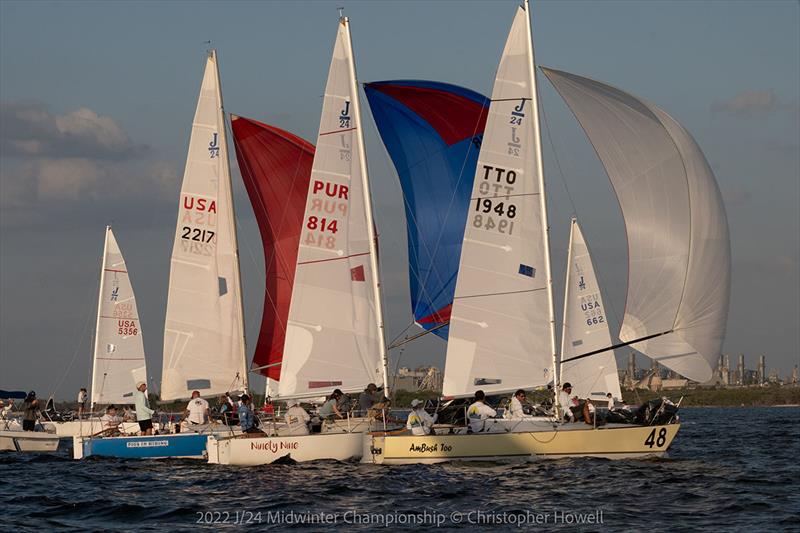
{"left": 1, "top": 0, "right": 798, "bottom": 399}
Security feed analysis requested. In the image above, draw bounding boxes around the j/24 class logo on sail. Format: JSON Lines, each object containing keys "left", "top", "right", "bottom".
{"left": 339, "top": 101, "right": 351, "bottom": 128}
{"left": 208, "top": 132, "right": 220, "bottom": 158}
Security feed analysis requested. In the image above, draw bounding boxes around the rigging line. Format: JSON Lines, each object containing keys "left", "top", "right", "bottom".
{"left": 471, "top": 192, "right": 540, "bottom": 201}
{"left": 388, "top": 322, "right": 449, "bottom": 350}
{"left": 387, "top": 321, "right": 415, "bottom": 350}
{"left": 50, "top": 288, "right": 97, "bottom": 400}
{"left": 560, "top": 329, "right": 674, "bottom": 364}
{"left": 454, "top": 287, "right": 545, "bottom": 300}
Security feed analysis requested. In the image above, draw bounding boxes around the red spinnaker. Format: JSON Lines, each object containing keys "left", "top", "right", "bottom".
{"left": 231, "top": 115, "right": 314, "bottom": 380}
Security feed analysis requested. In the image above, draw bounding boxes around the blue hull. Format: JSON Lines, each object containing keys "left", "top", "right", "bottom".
{"left": 80, "top": 433, "right": 209, "bottom": 459}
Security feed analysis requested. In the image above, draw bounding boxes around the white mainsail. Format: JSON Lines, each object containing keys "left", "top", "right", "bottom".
{"left": 91, "top": 226, "right": 147, "bottom": 406}
{"left": 443, "top": 5, "right": 555, "bottom": 398}
{"left": 161, "top": 50, "right": 248, "bottom": 401}
{"left": 277, "top": 18, "right": 386, "bottom": 399}
{"left": 543, "top": 67, "right": 731, "bottom": 383}
{"left": 559, "top": 218, "right": 622, "bottom": 401}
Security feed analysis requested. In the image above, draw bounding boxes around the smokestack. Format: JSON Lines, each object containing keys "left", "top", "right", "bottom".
{"left": 628, "top": 352, "right": 636, "bottom": 381}
{"left": 757, "top": 355, "right": 766, "bottom": 384}
{"left": 737, "top": 353, "right": 745, "bottom": 385}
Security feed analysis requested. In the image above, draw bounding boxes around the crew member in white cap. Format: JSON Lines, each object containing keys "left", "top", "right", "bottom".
{"left": 406, "top": 399, "right": 437, "bottom": 436}
{"left": 285, "top": 399, "right": 311, "bottom": 435}
{"left": 134, "top": 381, "right": 155, "bottom": 435}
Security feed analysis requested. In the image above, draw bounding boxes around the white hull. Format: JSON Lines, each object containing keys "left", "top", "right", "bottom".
{"left": 0, "top": 430, "right": 60, "bottom": 452}
{"left": 207, "top": 432, "right": 363, "bottom": 465}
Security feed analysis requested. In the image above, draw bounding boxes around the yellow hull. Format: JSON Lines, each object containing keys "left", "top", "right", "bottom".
{"left": 364, "top": 424, "right": 680, "bottom": 464}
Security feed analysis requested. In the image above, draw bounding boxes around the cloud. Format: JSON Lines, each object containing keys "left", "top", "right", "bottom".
{"left": 1, "top": 100, "right": 145, "bottom": 160}
{"left": 0, "top": 100, "right": 178, "bottom": 228}
{"left": 711, "top": 90, "right": 781, "bottom": 118}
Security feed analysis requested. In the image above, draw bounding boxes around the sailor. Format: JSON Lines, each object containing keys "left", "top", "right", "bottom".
{"left": 505, "top": 389, "right": 530, "bottom": 420}
{"left": 22, "top": 391, "right": 39, "bottom": 431}
{"left": 100, "top": 405, "right": 122, "bottom": 433}
{"left": 606, "top": 392, "right": 615, "bottom": 410}
{"left": 467, "top": 390, "right": 497, "bottom": 433}
{"left": 559, "top": 383, "right": 576, "bottom": 422}
{"left": 406, "top": 399, "right": 437, "bottom": 435}
{"left": 134, "top": 381, "right": 155, "bottom": 435}
{"left": 285, "top": 399, "right": 311, "bottom": 436}
{"left": 359, "top": 383, "right": 380, "bottom": 413}
{"left": 337, "top": 390, "right": 352, "bottom": 414}
{"left": 318, "top": 390, "right": 344, "bottom": 420}
{"left": 183, "top": 390, "right": 209, "bottom": 426}
{"left": 582, "top": 397, "right": 597, "bottom": 425}
{"left": 77, "top": 388, "right": 88, "bottom": 417}
{"left": 238, "top": 394, "right": 260, "bottom": 433}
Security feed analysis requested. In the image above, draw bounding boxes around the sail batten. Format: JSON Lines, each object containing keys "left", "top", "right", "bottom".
{"left": 542, "top": 67, "right": 731, "bottom": 382}
{"left": 161, "top": 51, "right": 247, "bottom": 401}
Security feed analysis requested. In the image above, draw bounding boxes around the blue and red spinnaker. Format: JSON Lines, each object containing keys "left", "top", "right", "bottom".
{"left": 364, "top": 80, "right": 489, "bottom": 339}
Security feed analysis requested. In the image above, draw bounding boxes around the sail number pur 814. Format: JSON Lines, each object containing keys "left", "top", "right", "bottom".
{"left": 473, "top": 164, "right": 518, "bottom": 234}
{"left": 304, "top": 179, "right": 349, "bottom": 250}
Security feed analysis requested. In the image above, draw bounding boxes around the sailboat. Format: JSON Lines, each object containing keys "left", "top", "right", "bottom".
{"left": 43, "top": 226, "right": 148, "bottom": 439}
{"left": 364, "top": 0, "right": 729, "bottom": 463}
{"left": 75, "top": 50, "right": 245, "bottom": 459}
{"left": 207, "top": 14, "right": 390, "bottom": 465}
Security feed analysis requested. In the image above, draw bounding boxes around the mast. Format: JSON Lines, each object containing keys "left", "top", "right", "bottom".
{"left": 523, "top": 0, "right": 559, "bottom": 411}
{"left": 90, "top": 225, "right": 110, "bottom": 412}
{"left": 559, "top": 217, "right": 576, "bottom": 382}
{"left": 212, "top": 49, "right": 249, "bottom": 393}
{"left": 341, "top": 15, "right": 391, "bottom": 396}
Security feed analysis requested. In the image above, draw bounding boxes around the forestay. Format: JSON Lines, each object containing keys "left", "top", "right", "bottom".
{"left": 278, "top": 19, "right": 383, "bottom": 399}
{"left": 543, "top": 67, "right": 730, "bottom": 382}
{"left": 162, "top": 51, "right": 247, "bottom": 401}
{"left": 364, "top": 81, "right": 489, "bottom": 339}
{"left": 443, "top": 6, "right": 553, "bottom": 398}
{"left": 91, "top": 227, "right": 147, "bottom": 405}
{"left": 559, "top": 219, "right": 621, "bottom": 401}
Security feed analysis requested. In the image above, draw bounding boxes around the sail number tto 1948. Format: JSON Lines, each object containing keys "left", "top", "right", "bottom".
{"left": 474, "top": 164, "right": 517, "bottom": 234}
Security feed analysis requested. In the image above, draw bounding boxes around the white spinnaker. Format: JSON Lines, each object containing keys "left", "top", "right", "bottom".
{"left": 559, "top": 219, "right": 622, "bottom": 400}
{"left": 443, "top": 6, "right": 553, "bottom": 398}
{"left": 543, "top": 67, "right": 730, "bottom": 383}
{"left": 278, "top": 20, "right": 383, "bottom": 399}
{"left": 91, "top": 227, "right": 147, "bottom": 405}
{"left": 161, "top": 51, "right": 247, "bottom": 401}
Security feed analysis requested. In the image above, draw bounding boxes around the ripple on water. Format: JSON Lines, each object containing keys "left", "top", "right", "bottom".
{"left": 1, "top": 407, "right": 798, "bottom": 531}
